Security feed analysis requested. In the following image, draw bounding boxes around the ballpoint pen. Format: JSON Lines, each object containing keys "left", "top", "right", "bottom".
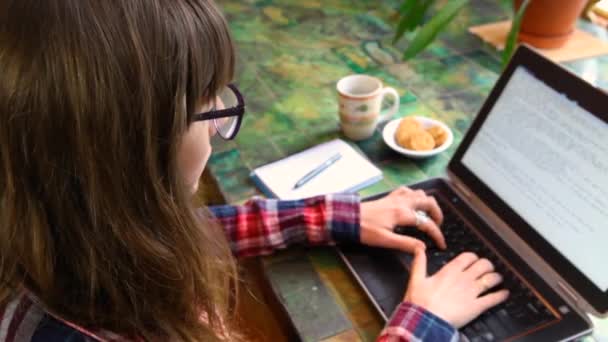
{"left": 293, "top": 153, "right": 342, "bottom": 189}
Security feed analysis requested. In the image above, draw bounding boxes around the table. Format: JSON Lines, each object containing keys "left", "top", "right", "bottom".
{"left": 209, "top": 1, "right": 608, "bottom": 341}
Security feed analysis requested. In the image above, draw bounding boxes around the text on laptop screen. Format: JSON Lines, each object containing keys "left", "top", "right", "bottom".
{"left": 462, "top": 67, "right": 608, "bottom": 291}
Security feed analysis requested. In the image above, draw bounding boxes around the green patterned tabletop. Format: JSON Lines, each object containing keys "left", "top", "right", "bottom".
{"left": 210, "top": 1, "right": 608, "bottom": 341}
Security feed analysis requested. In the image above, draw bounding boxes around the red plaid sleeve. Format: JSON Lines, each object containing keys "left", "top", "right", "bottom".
{"left": 377, "top": 302, "right": 458, "bottom": 342}
{"left": 209, "top": 193, "right": 360, "bottom": 258}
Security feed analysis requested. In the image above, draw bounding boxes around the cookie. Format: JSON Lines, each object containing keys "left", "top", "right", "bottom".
{"left": 395, "top": 117, "right": 422, "bottom": 148}
{"left": 426, "top": 125, "right": 447, "bottom": 147}
{"left": 405, "top": 130, "right": 435, "bottom": 151}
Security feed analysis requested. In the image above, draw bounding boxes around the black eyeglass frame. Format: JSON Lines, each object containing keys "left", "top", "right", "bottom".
{"left": 192, "top": 84, "right": 245, "bottom": 140}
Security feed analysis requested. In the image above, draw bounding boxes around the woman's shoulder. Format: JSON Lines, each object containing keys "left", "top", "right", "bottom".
{"left": 1, "top": 293, "right": 104, "bottom": 342}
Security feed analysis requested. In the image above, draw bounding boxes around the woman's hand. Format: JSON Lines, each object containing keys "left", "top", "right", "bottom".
{"left": 359, "top": 186, "right": 446, "bottom": 253}
{"left": 404, "top": 248, "right": 509, "bottom": 328}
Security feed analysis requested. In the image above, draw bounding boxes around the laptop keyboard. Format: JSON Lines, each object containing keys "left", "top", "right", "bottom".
{"left": 394, "top": 197, "right": 556, "bottom": 341}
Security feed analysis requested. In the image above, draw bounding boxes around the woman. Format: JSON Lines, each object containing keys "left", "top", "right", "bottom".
{"left": 0, "top": 1, "right": 508, "bottom": 340}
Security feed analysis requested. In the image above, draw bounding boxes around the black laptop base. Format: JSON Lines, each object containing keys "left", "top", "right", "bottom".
{"left": 338, "top": 178, "right": 590, "bottom": 341}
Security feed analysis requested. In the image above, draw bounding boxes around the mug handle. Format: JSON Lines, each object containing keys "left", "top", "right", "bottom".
{"left": 378, "top": 87, "right": 400, "bottom": 123}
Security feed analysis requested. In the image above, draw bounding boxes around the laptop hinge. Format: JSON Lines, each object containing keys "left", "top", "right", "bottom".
{"left": 557, "top": 281, "right": 582, "bottom": 309}
{"left": 452, "top": 176, "right": 474, "bottom": 200}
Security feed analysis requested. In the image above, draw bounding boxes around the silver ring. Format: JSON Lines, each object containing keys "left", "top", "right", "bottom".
{"left": 415, "top": 210, "right": 430, "bottom": 227}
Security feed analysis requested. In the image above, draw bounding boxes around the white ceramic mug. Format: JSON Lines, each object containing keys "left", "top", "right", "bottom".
{"left": 337, "top": 74, "right": 400, "bottom": 140}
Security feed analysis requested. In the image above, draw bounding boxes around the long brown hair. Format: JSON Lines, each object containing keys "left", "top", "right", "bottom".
{"left": 0, "top": 0, "right": 238, "bottom": 340}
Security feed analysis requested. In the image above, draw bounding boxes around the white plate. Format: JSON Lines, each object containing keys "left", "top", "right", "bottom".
{"left": 382, "top": 116, "right": 454, "bottom": 159}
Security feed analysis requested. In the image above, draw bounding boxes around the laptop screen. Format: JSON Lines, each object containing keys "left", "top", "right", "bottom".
{"left": 461, "top": 67, "right": 608, "bottom": 291}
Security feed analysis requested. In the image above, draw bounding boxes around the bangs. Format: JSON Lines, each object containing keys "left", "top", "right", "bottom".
{"left": 170, "top": 0, "right": 235, "bottom": 118}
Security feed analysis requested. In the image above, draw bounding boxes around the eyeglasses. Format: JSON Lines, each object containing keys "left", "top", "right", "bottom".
{"left": 193, "top": 84, "right": 245, "bottom": 140}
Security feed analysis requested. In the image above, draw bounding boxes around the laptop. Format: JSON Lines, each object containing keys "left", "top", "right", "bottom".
{"left": 339, "top": 45, "right": 608, "bottom": 342}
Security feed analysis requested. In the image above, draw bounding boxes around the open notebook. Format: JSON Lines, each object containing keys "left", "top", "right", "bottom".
{"left": 250, "top": 139, "right": 382, "bottom": 200}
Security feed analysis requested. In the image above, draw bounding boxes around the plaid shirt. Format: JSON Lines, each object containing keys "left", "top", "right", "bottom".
{"left": 0, "top": 194, "right": 456, "bottom": 341}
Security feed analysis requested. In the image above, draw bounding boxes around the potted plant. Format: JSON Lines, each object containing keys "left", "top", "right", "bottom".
{"left": 515, "top": 0, "right": 588, "bottom": 48}
{"left": 394, "top": 0, "right": 590, "bottom": 66}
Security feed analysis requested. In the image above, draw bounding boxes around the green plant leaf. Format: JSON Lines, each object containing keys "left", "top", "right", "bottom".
{"left": 406, "top": 0, "right": 436, "bottom": 31}
{"left": 394, "top": 0, "right": 419, "bottom": 44}
{"left": 502, "top": 0, "right": 531, "bottom": 68}
{"left": 397, "top": 0, "right": 418, "bottom": 14}
{"left": 401, "top": 0, "right": 469, "bottom": 60}
{"left": 393, "top": 0, "right": 436, "bottom": 44}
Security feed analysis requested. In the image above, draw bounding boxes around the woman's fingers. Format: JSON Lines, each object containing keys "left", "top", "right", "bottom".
{"left": 413, "top": 196, "right": 444, "bottom": 226}
{"left": 402, "top": 249, "right": 509, "bottom": 328}
{"left": 385, "top": 187, "right": 448, "bottom": 249}
{"left": 381, "top": 229, "right": 426, "bottom": 252}
{"left": 417, "top": 217, "right": 447, "bottom": 249}
{"left": 413, "top": 189, "right": 426, "bottom": 197}
{"left": 477, "top": 272, "right": 503, "bottom": 293}
{"left": 409, "top": 247, "right": 428, "bottom": 283}
{"left": 364, "top": 226, "right": 425, "bottom": 253}
{"left": 393, "top": 187, "right": 443, "bottom": 227}
{"left": 476, "top": 289, "right": 510, "bottom": 313}
{"left": 446, "top": 252, "right": 479, "bottom": 273}
{"left": 395, "top": 186, "right": 414, "bottom": 195}
{"left": 427, "top": 196, "right": 443, "bottom": 225}
{"left": 465, "top": 258, "right": 494, "bottom": 279}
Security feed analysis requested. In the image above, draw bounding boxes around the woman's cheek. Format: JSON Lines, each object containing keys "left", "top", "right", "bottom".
{"left": 177, "top": 121, "right": 212, "bottom": 192}
{"left": 208, "top": 120, "right": 217, "bottom": 137}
